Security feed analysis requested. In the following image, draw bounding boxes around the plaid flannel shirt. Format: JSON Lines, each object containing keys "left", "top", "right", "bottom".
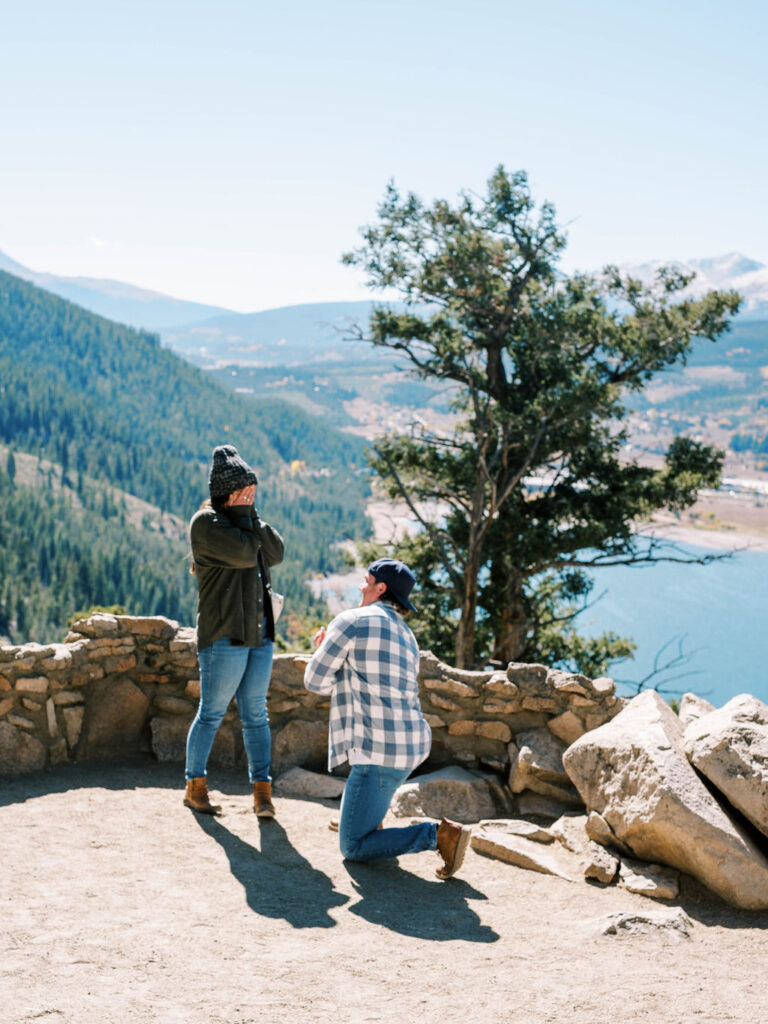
{"left": 303, "top": 601, "right": 432, "bottom": 771}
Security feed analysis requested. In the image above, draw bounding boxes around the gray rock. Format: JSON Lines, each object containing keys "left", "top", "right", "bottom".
{"left": 584, "top": 844, "right": 619, "bottom": 885}
{"left": 547, "top": 710, "right": 585, "bottom": 746}
{"left": 585, "top": 810, "right": 631, "bottom": 855}
{"left": 79, "top": 678, "right": 150, "bottom": 759}
{"left": 70, "top": 613, "right": 120, "bottom": 637}
{"left": 273, "top": 767, "right": 345, "bottom": 799}
{"left": 471, "top": 829, "right": 575, "bottom": 881}
{"left": 549, "top": 812, "right": 590, "bottom": 853}
{"left": 154, "top": 696, "right": 194, "bottom": 716}
{"left": 549, "top": 813, "right": 619, "bottom": 884}
{"left": 62, "top": 706, "right": 85, "bottom": 750}
{"left": 14, "top": 676, "right": 49, "bottom": 693}
{"left": 49, "top": 737, "right": 69, "bottom": 766}
{"left": 508, "top": 728, "right": 582, "bottom": 807}
{"left": 475, "top": 818, "right": 554, "bottom": 843}
{"left": 150, "top": 715, "right": 193, "bottom": 762}
{"left": 419, "top": 651, "right": 493, "bottom": 688}
{"left": 271, "top": 719, "right": 328, "bottom": 775}
{"left": 516, "top": 790, "right": 573, "bottom": 820}
{"left": 619, "top": 857, "right": 680, "bottom": 900}
{"left": 150, "top": 714, "right": 237, "bottom": 767}
{"left": 598, "top": 908, "right": 692, "bottom": 940}
{"left": 116, "top": 615, "right": 177, "bottom": 638}
{"left": 390, "top": 766, "right": 498, "bottom": 824}
{"left": 591, "top": 676, "right": 616, "bottom": 698}
{"left": 548, "top": 670, "right": 589, "bottom": 695}
{"left": 0, "top": 721, "right": 46, "bottom": 774}
{"left": 484, "top": 774, "right": 516, "bottom": 817}
{"left": 563, "top": 689, "right": 768, "bottom": 910}
{"left": 684, "top": 694, "right": 768, "bottom": 839}
{"left": 678, "top": 691, "right": 716, "bottom": 729}
{"left": 506, "top": 662, "right": 549, "bottom": 694}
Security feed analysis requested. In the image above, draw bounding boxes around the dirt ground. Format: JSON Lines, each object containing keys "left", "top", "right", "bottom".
{"left": 2, "top": 762, "right": 767, "bottom": 1024}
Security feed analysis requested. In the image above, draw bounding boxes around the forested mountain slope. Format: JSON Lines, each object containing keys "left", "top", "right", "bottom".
{"left": 0, "top": 447, "right": 194, "bottom": 641}
{"left": 0, "top": 271, "right": 370, "bottom": 643}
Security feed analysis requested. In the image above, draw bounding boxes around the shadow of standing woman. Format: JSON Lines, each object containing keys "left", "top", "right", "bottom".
{"left": 194, "top": 815, "right": 348, "bottom": 929}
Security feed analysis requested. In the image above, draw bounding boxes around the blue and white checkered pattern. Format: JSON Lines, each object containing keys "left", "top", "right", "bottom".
{"left": 304, "top": 602, "right": 432, "bottom": 771}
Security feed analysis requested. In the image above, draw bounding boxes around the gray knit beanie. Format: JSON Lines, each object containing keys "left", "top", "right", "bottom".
{"left": 208, "top": 445, "right": 258, "bottom": 498}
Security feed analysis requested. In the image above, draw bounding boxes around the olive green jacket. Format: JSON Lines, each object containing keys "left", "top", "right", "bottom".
{"left": 190, "top": 503, "right": 285, "bottom": 651}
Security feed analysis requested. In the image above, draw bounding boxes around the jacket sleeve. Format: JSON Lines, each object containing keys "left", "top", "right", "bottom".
{"left": 303, "top": 613, "right": 354, "bottom": 695}
{"left": 190, "top": 505, "right": 262, "bottom": 568}
{"left": 255, "top": 515, "right": 285, "bottom": 568}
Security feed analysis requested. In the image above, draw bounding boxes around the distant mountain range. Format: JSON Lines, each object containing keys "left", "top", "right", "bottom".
{"left": 0, "top": 250, "right": 232, "bottom": 330}
{"left": 2, "top": 248, "right": 767, "bottom": 370}
{"left": 162, "top": 300, "right": 386, "bottom": 367}
{"left": 615, "top": 252, "right": 768, "bottom": 321}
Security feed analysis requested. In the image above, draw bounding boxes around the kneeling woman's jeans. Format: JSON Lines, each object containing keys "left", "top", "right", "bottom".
{"left": 185, "top": 637, "right": 273, "bottom": 783}
{"left": 339, "top": 764, "right": 438, "bottom": 862}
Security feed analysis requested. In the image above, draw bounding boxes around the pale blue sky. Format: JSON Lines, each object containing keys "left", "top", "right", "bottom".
{"left": 1, "top": 0, "right": 766, "bottom": 311}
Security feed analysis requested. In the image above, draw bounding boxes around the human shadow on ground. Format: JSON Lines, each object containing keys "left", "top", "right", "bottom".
{"left": 344, "top": 859, "right": 499, "bottom": 942}
{"left": 194, "top": 814, "right": 348, "bottom": 929}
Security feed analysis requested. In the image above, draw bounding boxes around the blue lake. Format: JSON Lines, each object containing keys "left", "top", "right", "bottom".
{"left": 581, "top": 542, "right": 768, "bottom": 706}
{"left": 322, "top": 540, "right": 767, "bottom": 707}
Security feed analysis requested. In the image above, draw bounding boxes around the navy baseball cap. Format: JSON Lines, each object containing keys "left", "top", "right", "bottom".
{"left": 368, "top": 558, "right": 417, "bottom": 612}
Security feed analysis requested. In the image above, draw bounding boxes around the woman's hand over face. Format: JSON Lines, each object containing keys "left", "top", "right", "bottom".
{"left": 225, "top": 485, "right": 256, "bottom": 507}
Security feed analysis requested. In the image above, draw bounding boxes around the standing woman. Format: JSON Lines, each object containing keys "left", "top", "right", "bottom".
{"left": 184, "top": 444, "right": 285, "bottom": 817}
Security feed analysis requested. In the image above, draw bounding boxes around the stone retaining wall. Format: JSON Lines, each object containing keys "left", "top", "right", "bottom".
{"left": 0, "top": 613, "right": 626, "bottom": 788}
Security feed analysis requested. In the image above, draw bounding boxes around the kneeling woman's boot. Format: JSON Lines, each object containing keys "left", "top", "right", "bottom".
{"left": 253, "top": 781, "right": 276, "bottom": 818}
{"left": 184, "top": 777, "right": 221, "bottom": 815}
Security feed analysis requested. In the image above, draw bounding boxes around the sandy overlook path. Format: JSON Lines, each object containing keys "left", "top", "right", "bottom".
{"left": 2, "top": 761, "right": 766, "bottom": 1024}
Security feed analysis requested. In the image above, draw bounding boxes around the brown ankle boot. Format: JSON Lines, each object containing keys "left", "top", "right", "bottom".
{"left": 184, "top": 777, "right": 221, "bottom": 815}
{"left": 436, "top": 817, "right": 472, "bottom": 879}
{"left": 253, "top": 781, "right": 276, "bottom": 819}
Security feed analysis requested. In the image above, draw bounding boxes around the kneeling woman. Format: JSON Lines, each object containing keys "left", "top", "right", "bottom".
{"left": 184, "top": 445, "right": 284, "bottom": 817}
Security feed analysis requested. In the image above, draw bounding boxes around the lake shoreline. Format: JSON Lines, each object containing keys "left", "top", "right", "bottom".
{"left": 642, "top": 520, "right": 768, "bottom": 552}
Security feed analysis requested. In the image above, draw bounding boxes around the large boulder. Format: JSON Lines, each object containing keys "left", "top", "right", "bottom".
{"left": 390, "top": 766, "right": 498, "bottom": 824}
{"left": 678, "top": 692, "right": 715, "bottom": 729}
{"left": 0, "top": 721, "right": 46, "bottom": 774}
{"left": 562, "top": 689, "right": 768, "bottom": 910}
{"left": 684, "top": 694, "right": 768, "bottom": 839}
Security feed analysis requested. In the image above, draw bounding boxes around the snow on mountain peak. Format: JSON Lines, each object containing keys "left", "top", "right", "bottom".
{"left": 615, "top": 253, "right": 768, "bottom": 320}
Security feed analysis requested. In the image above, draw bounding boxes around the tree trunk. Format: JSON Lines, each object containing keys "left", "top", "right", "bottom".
{"left": 454, "top": 482, "right": 488, "bottom": 668}
{"left": 492, "top": 595, "right": 528, "bottom": 664}
{"left": 486, "top": 344, "right": 507, "bottom": 404}
{"left": 490, "top": 562, "right": 528, "bottom": 665}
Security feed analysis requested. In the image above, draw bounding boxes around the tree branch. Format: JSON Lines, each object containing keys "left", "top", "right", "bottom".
{"left": 378, "top": 450, "right": 464, "bottom": 592}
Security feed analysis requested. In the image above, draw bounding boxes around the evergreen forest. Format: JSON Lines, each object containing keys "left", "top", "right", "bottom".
{"left": 0, "top": 270, "right": 371, "bottom": 643}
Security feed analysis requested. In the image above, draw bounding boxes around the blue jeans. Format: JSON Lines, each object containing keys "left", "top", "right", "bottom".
{"left": 338, "top": 764, "right": 438, "bottom": 862}
{"left": 185, "top": 638, "right": 273, "bottom": 783}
